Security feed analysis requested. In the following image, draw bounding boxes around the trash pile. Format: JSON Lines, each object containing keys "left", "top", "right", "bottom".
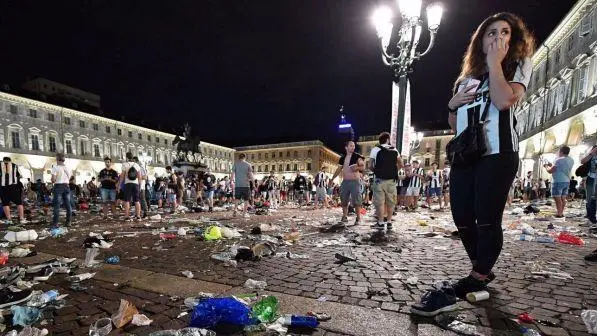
{"left": 177, "top": 292, "right": 328, "bottom": 335}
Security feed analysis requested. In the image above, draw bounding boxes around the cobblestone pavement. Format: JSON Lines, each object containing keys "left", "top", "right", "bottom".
{"left": 6, "top": 201, "right": 597, "bottom": 335}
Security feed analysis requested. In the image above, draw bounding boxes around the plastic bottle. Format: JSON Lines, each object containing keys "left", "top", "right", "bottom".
{"left": 28, "top": 290, "right": 59, "bottom": 307}
{"left": 514, "top": 235, "right": 555, "bottom": 243}
{"left": 278, "top": 315, "right": 319, "bottom": 328}
{"left": 105, "top": 256, "right": 120, "bottom": 264}
{"left": 251, "top": 296, "right": 279, "bottom": 323}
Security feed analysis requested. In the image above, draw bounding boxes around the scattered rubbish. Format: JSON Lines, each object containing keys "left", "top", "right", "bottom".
{"left": 50, "top": 227, "right": 68, "bottom": 238}
{"left": 159, "top": 233, "right": 178, "bottom": 240}
{"left": 251, "top": 295, "right": 279, "bottom": 323}
{"left": 556, "top": 232, "right": 585, "bottom": 245}
{"left": 244, "top": 279, "right": 267, "bottom": 290}
{"left": 148, "top": 328, "right": 216, "bottom": 336}
{"left": 176, "top": 312, "right": 188, "bottom": 319}
{"left": 111, "top": 299, "right": 139, "bottom": 328}
{"left": 250, "top": 227, "right": 262, "bottom": 235}
{"left": 514, "top": 235, "right": 555, "bottom": 243}
{"left": 11, "top": 306, "right": 42, "bottom": 327}
{"left": 203, "top": 226, "right": 222, "bottom": 241}
{"left": 316, "top": 296, "right": 328, "bottom": 302}
{"left": 0, "top": 252, "right": 8, "bottom": 265}
{"left": 181, "top": 270, "right": 194, "bottom": 279}
{"left": 307, "top": 311, "right": 331, "bottom": 322}
{"left": 220, "top": 227, "right": 242, "bottom": 239}
{"left": 189, "top": 297, "right": 257, "bottom": 328}
{"left": 83, "top": 236, "right": 113, "bottom": 248}
{"left": 66, "top": 272, "right": 96, "bottom": 282}
{"left": 286, "top": 251, "right": 309, "bottom": 259}
{"left": 252, "top": 242, "right": 276, "bottom": 259}
{"left": 27, "top": 290, "right": 59, "bottom": 307}
{"left": 435, "top": 314, "right": 482, "bottom": 335}
{"left": 70, "top": 283, "right": 88, "bottom": 291}
{"left": 6, "top": 326, "right": 48, "bottom": 336}
{"left": 184, "top": 294, "right": 216, "bottom": 310}
{"left": 131, "top": 314, "right": 153, "bottom": 326}
{"left": 582, "top": 310, "right": 597, "bottom": 334}
{"left": 104, "top": 256, "right": 120, "bottom": 264}
{"left": 177, "top": 227, "right": 187, "bottom": 236}
{"left": 278, "top": 314, "right": 320, "bottom": 328}
{"left": 10, "top": 248, "right": 32, "bottom": 258}
{"left": 518, "top": 312, "right": 535, "bottom": 324}
{"left": 4, "top": 230, "right": 38, "bottom": 242}
{"left": 149, "top": 214, "right": 162, "bottom": 220}
{"left": 335, "top": 252, "right": 356, "bottom": 263}
{"left": 521, "top": 327, "right": 542, "bottom": 335}
{"left": 466, "top": 291, "right": 489, "bottom": 303}
{"left": 89, "top": 317, "right": 113, "bottom": 336}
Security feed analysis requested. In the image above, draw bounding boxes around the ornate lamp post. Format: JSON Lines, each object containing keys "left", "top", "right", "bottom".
{"left": 371, "top": 0, "right": 443, "bottom": 157}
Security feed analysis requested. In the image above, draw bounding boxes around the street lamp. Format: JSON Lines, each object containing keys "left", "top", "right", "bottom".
{"left": 371, "top": 0, "right": 443, "bottom": 157}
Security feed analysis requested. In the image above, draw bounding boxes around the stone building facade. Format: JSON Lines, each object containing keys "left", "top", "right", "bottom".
{"left": 514, "top": 0, "right": 597, "bottom": 177}
{"left": 234, "top": 141, "right": 340, "bottom": 180}
{"left": 0, "top": 91, "right": 235, "bottom": 183}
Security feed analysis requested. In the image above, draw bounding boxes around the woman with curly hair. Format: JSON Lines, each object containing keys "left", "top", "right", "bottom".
{"left": 411, "top": 12, "right": 534, "bottom": 316}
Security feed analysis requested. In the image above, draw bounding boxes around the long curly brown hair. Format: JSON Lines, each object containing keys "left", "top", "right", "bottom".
{"left": 455, "top": 12, "right": 535, "bottom": 89}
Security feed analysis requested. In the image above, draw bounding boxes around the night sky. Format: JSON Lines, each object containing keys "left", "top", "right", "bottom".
{"left": 0, "top": 0, "right": 577, "bottom": 151}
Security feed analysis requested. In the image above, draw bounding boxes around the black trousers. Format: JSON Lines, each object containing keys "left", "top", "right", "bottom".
{"left": 449, "top": 152, "right": 518, "bottom": 275}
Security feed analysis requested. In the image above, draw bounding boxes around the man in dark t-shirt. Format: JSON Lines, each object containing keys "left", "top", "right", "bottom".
{"left": 202, "top": 168, "right": 216, "bottom": 211}
{"left": 98, "top": 157, "right": 119, "bottom": 219}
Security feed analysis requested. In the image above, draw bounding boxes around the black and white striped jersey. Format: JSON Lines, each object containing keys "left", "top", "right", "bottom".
{"left": 408, "top": 168, "right": 425, "bottom": 188}
{"left": 429, "top": 170, "right": 442, "bottom": 189}
{"left": 455, "top": 58, "right": 532, "bottom": 155}
{"left": 0, "top": 163, "right": 21, "bottom": 187}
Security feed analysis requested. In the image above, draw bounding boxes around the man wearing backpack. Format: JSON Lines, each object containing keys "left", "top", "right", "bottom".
{"left": 368, "top": 132, "right": 403, "bottom": 230}
{"left": 118, "top": 152, "right": 142, "bottom": 221}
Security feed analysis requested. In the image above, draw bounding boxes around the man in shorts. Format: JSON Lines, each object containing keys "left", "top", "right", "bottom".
{"left": 203, "top": 168, "right": 216, "bottom": 211}
{"left": 231, "top": 153, "right": 253, "bottom": 217}
{"left": 368, "top": 132, "right": 403, "bottom": 230}
{"left": 313, "top": 166, "right": 329, "bottom": 209}
{"left": 98, "top": 157, "right": 119, "bottom": 219}
{"left": 331, "top": 140, "right": 365, "bottom": 225}
{"left": 118, "top": 152, "right": 142, "bottom": 221}
{"left": 405, "top": 160, "right": 425, "bottom": 211}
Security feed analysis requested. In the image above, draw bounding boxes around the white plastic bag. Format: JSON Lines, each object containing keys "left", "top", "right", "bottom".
{"left": 131, "top": 314, "right": 153, "bottom": 326}
{"left": 581, "top": 310, "right": 597, "bottom": 334}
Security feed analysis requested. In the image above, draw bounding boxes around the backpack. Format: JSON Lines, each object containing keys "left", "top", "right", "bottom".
{"left": 127, "top": 165, "right": 138, "bottom": 180}
{"left": 575, "top": 161, "right": 590, "bottom": 178}
{"left": 373, "top": 145, "right": 398, "bottom": 180}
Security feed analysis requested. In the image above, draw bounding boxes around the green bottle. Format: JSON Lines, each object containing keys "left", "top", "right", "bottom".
{"left": 251, "top": 296, "right": 279, "bottom": 323}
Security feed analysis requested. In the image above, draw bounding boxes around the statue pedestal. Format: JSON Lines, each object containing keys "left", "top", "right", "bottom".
{"left": 173, "top": 161, "right": 206, "bottom": 177}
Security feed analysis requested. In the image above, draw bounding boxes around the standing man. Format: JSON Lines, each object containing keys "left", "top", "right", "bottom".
{"left": 522, "top": 171, "right": 533, "bottom": 201}
{"left": 231, "top": 153, "right": 253, "bottom": 217}
{"left": 331, "top": 140, "right": 365, "bottom": 225}
{"left": 50, "top": 153, "right": 72, "bottom": 227}
{"left": 98, "top": 157, "right": 119, "bottom": 219}
{"left": 0, "top": 157, "right": 26, "bottom": 224}
{"left": 368, "top": 132, "right": 403, "bottom": 230}
{"left": 265, "top": 172, "right": 278, "bottom": 209}
{"left": 426, "top": 162, "right": 444, "bottom": 210}
{"left": 118, "top": 152, "right": 142, "bottom": 221}
{"left": 293, "top": 171, "right": 308, "bottom": 205}
{"left": 405, "top": 160, "right": 425, "bottom": 211}
{"left": 202, "top": 168, "right": 216, "bottom": 212}
{"left": 165, "top": 166, "right": 178, "bottom": 212}
{"left": 313, "top": 167, "right": 329, "bottom": 209}
{"left": 133, "top": 157, "right": 149, "bottom": 218}
{"left": 545, "top": 146, "right": 574, "bottom": 218}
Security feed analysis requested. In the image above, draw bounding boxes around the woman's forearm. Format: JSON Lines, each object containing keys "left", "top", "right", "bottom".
{"left": 488, "top": 63, "right": 518, "bottom": 111}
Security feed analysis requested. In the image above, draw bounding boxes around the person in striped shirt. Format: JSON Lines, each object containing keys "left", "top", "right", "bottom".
{"left": 0, "top": 157, "right": 26, "bottom": 224}
{"left": 405, "top": 160, "right": 425, "bottom": 211}
{"left": 425, "top": 162, "right": 444, "bottom": 210}
{"left": 439, "top": 12, "right": 533, "bottom": 304}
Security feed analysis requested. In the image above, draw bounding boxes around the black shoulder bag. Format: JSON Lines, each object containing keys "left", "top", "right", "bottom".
{"left": 446, "top": 77, "right": 491, "bottom": 168}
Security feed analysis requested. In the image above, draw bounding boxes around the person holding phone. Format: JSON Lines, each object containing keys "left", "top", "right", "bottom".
{"left": 412, "top": 13, "right": 534, "bottom": 317}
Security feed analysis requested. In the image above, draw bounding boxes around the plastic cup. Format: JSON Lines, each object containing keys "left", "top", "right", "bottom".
{"left": 466, "top": 291, "right": 489, "bottom": 302}
{"left": 89, "top": 317, "right": 112, "bottom": 336}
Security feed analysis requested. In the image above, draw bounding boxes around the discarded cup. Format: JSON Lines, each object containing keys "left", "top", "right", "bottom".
{"left": 89, "top": 317, "right": 112, "bottom": 336}
{"left": 181, "top": 270, "right": 194, "bottom": 279}
{"left": 466, "top": 291, "right": 489, "bottom": 303}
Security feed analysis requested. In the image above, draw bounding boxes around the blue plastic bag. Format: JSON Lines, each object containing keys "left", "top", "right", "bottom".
{"left": 11, "top": 306, "right": 42, "bottom": 326}
{"left": 189, "top": 297, "right": 257, "bottom": 328}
